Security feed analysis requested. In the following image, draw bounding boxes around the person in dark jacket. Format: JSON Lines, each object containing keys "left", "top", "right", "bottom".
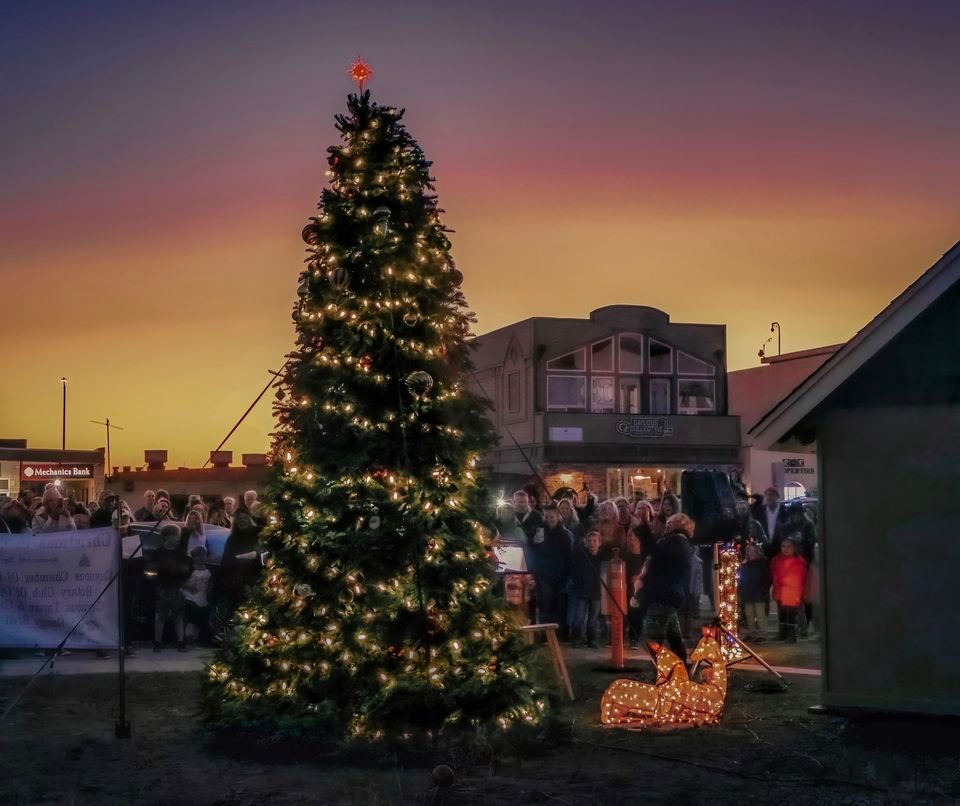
{"left": 570, "top": 530, "right": 602, "bottom": 646}
{"left": 525, "top": 503, "right": 572, "bottom": 626}
{"left": 641, "top": 512, "right": 694, "bottom": 663}
{"left": 769, "top": 503, "right": 816, "bottom": 562}
{"left": 152, "top": 524, "right": 191, "bottom": 652}
{"left": 735, "top": 499, "right": 767, "bottom": 547}
{"left": 739, "top": 543, "right": 772, "bottom": 641}
{"left": 217, "top": 503, "right": 263, "bottom": 616}
{"left": 512, "top": 490, "right": 544, "bottom": 541}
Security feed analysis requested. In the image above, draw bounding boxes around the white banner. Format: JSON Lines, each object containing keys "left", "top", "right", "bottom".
{"left": 0, "top": 527, "right": 119, "bottom": 649}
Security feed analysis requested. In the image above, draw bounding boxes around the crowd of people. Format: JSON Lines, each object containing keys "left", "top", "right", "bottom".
{"left": 3, "top": 478, "right": 820, "bottom": 659}
{"left": 0, "top": 485, "right": 267, "bottom": 655}
{"left": 497, "top": 483, "right": 820, "bottom": 663}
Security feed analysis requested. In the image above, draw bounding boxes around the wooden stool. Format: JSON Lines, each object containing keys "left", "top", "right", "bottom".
{"left": 520, "top": 622, "right": 575, "bottom": 701}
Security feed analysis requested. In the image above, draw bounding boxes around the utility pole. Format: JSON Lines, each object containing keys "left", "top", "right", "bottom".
{"left": 60, "top": 377, "right": 68, "bottom": 449}
{"left": 91, "top": 419, "right": 124, "bottom": 478}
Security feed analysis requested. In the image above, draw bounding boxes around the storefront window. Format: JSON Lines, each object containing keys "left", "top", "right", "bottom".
{"left": 591, "top": 376, "right": 615, "bottom": 412}
{"left": 678, "top": 379, "right": 716, "bottom": 414}
{"left": 650, "top": 378, "right": 671, "bottom": 414}
{"left": 591, "top": 338, "right": 614, "bottom": 372}
{"left": 649, "top": 339, "right": 673, "bottom": 374}
{"left": 619, "top": 377, "right": 641, "bottom": 414}
{"left": 546, "top": 348, "right": 586, "bottom": 371}
{"left": 677, "top": 350, "right": 715, "bottom": 375}
{"left": 547, "top": 375, "right": 586, "bottom": 410}
{"left": 618, "top": 334, "right": 643, "bottom": 373}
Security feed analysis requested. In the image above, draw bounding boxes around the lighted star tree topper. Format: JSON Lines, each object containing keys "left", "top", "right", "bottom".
{"left": 204, "top": 63, "right": 545, "bottom": 740}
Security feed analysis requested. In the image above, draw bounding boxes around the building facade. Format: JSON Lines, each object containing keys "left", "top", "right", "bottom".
{"left": 728, "top": 344, "right": 841, "bottom": 498}
{"left": 469, "top": 305, "right": 740, "bottom": 499}
{"left": 106, "top": 450, "right": 270, "bottom": 515}
{"left": 0, "top": 439, "right": 105, "bottom": 503}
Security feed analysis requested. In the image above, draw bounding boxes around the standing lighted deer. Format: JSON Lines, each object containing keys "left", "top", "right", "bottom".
{"left": 600, "top": 627, "right": 728, "bottom": 728}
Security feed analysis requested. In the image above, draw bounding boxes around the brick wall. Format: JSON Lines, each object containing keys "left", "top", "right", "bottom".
{"left": 540, "top": 463, "right": 606, "bottom": 497}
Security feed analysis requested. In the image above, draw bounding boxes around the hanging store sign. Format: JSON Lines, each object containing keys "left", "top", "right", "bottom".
{"left": 615, "top": 417, "right": 674, "bottom": 439}
{"left": 20, "top": 462, "right": 95, "bottom": 481}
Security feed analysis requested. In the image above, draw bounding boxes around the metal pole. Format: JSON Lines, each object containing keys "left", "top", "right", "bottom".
{"left": 115, "top": 495, "right": 131, "bottom": 738}
{"left": 106, "top": 419, "right": 111, "bottom": 478}
{"left": 61, "top": 377, "right": 67, "bottom": 450}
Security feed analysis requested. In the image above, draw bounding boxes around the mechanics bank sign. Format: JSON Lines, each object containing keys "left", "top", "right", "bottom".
{"left": 615, "top": 417, "right": 674, "bottom": 439}
{"left": 20, "top": 462, "right": 94, "bottom": 481}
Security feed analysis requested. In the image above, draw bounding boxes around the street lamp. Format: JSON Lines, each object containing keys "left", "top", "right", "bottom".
{"left": 60, "top": 377, "right": 68, "bottom": 450}
{"left": 770, "top": 322, "right": 781, "bottom": 356}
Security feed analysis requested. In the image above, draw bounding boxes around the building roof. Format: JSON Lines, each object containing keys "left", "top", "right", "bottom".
{"left": 0, "top": 445, "right": 104, "bottom": 464}
{"left": 750, "top": 239, "right": 960, "bottom": 449}
{"left": 728, "top": 344, "right": 842, "bottom": 434}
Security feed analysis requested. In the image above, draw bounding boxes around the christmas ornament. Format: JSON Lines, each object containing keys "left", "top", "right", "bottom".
{"left": 432, "top": 765, "right": 455, "bottom": 789}
{"left": 404, "top": 370, "right": 434, "bottom": 396}
{"left": 293, "top": 583, "right": 314, "bottom": 598}
{"left": 402, "top": 311, "right": 419, "bottom": 327}
{"left": 372, "top": 206, "right": 391, "bottom": 239}
{"left": 328, "top": 267, "right": 351, "bottom": 290}
{"left": 348, "top": 57, "right": 373, "bottom": 91}
{"left": 301, "top": 224, "right": 319, "bottom": 245}
{"left": 275, "top": 388, "right": 286, "bottom": 401}
{"left": 359, "top": 355, "right": 373, "bottom": 371}
{"left": 297, "top": 277, "right": 309, "bottom": 298}
{"left": 450, "top": 268, "right": 464, "bottom": 287}
{"left": 368, "top": 515, "right": 381, "bottom": 530}
{"left": 339, "top": 588, "right": 355, "bottom": 604}
{"left": 327, "top": 154, "right": 339, "bottom": 168}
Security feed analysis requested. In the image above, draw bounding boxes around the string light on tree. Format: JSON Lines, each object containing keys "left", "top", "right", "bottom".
{"left": 203, "top": 61, "right": 543, "bottom": 741}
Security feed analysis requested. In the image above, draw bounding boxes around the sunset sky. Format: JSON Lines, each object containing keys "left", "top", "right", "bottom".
{"left": 3, "top": 1, "right": 959, "bottom": 468}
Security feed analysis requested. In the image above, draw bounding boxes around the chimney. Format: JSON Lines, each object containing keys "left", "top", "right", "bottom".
{"left": 112, "top": 466, "right": 120, "bottom": 476}
{"left": 242, "top": 453, "right": 268, "bottom": 467}
{"left": 145, "top": 450, "right": 167, "bottom": 470}
{"left": 122, "top": 465, "right": 131, "bottom": 473}
{"left": 210, "top": 450, "right": 233, "bottom": 468}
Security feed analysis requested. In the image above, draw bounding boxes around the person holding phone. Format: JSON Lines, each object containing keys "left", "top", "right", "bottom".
{"left": 31, "top": 487, "right": 76, "bottom": 534}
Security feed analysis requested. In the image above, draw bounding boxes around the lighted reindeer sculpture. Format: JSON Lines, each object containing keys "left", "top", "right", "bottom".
{"left": 600, "top": 627, "right": 728, "bottom": 728}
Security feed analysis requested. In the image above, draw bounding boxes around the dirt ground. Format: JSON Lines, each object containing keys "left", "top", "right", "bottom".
{"left": 2, "top": 641, "right": 959, "bottom": 806}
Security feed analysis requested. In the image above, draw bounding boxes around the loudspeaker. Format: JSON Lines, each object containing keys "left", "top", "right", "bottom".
{"left": 680, "top": 469, "right": 738, "bottom": 545}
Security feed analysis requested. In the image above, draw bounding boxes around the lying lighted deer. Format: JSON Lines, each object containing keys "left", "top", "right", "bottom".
{"left": 600, "top": 627, "right": 728, "bottom": 728}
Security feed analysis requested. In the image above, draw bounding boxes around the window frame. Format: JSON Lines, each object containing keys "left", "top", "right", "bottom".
{"left": 649, "top": 377, "right": 672, "bottom": 415}
{"left": 648, "top": 338, "right": 673, "bottom": 375}
{"left": 677, "top": 350, "right": 716, "bottom": 376}
{"left": 590, "top": 374, "right": 616, "bottom": 413}
{"left": 590, "top": 337, "right": 615, "bottom": 373}
{"left": 617, "top": 333, "right": 644, "bottom": 374}
{"left": 546, "top": 347, "right": 586, "bottom": 372}
{"left": 677, "top": 378, "right": 717, "bottom": 415}
{"left": 618, "top": 376, "right": 642, "bottom": 414}
{"left": 546, "top": 374, "right": 587, "bottom": 412}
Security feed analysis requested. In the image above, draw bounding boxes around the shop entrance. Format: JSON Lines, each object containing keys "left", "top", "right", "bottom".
{"left": 605, "top": 467, "right": 681, "bottom": 501}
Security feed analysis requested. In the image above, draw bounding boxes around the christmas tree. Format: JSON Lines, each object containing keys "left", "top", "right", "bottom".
{"left": 205, "top": 64, "right": 544, "bottom": 741}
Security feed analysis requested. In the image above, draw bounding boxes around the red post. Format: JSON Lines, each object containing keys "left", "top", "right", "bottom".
{"left": 607, "top": 549, "right": 627, "bottom": 668}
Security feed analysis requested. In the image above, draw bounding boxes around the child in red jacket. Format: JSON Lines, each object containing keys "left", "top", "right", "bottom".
{"left": 770, "top": 537, "right": 807, "bottom": 643}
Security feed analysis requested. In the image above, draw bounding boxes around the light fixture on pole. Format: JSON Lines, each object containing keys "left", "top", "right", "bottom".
{"left": 60, "top": 377, "right": 68, "bottom": 450}
{"left": 91, "top": 419, "right": 124, "bottom": 479}
{"left": 770, "top": 322, "right": 781, "bottom": 356}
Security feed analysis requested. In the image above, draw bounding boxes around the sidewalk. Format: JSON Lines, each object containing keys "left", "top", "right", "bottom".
{"left": 0, "top": 646, "right": 214, "bottom": 677}
{"left": 0, "top": 639, "right": 820, "bottom": 678}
